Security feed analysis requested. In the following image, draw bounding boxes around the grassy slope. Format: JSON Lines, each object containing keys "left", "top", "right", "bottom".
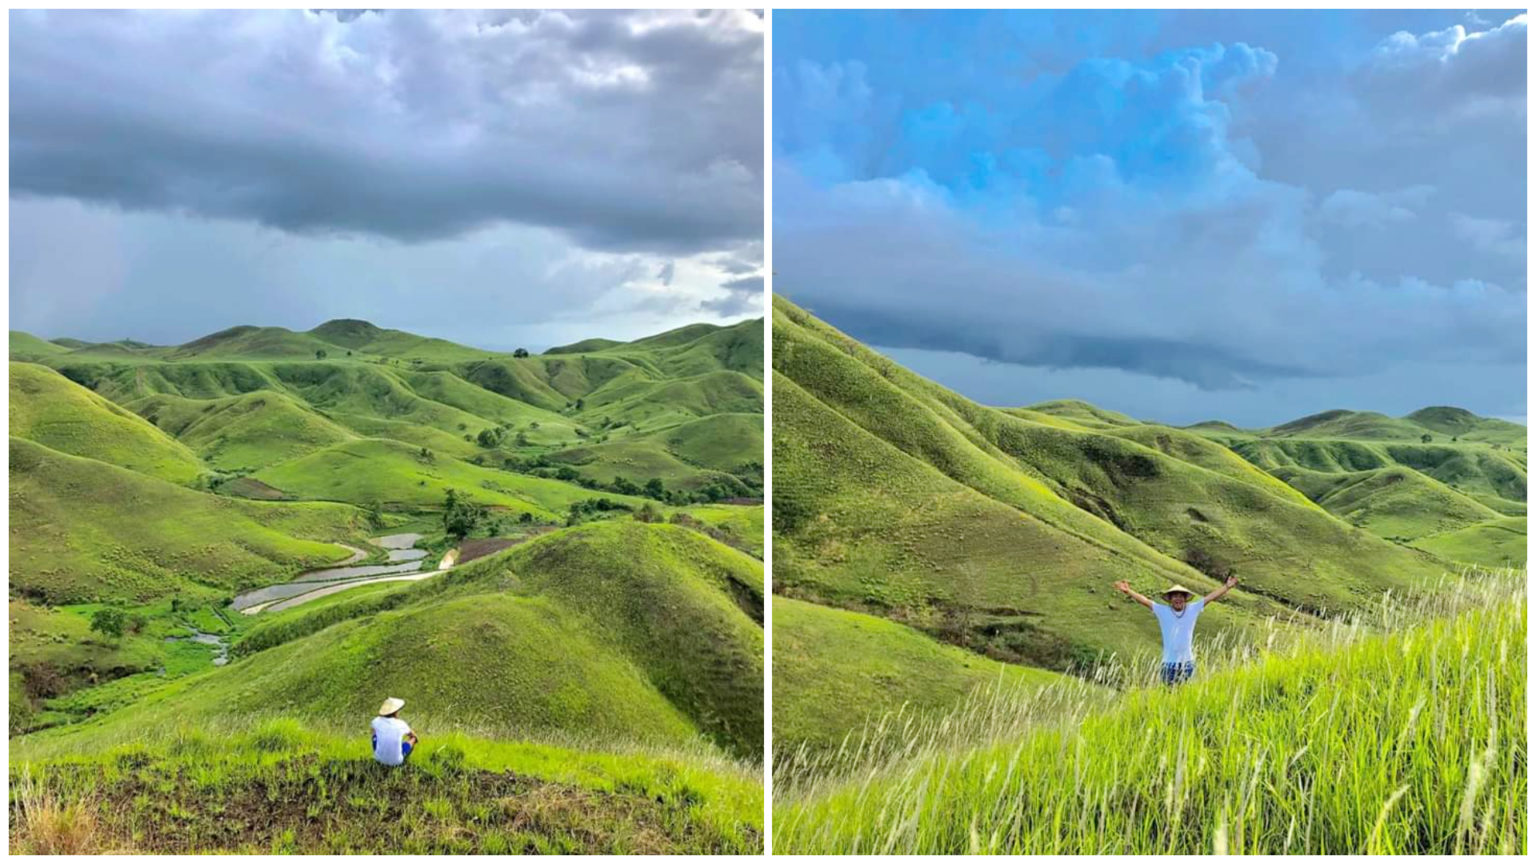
{"left": 775, "top": 586, "right": 1525, "bottom": 854}
{"left": 127, "top": 389, "right": 357, "bottom": 472}
{"left": 548, "top": 412, "right": 764, "bottom": 492}
{"left": 16, "top": 521, "right": 762, "bottom": 758}
{"left": 773, "top": 597, "right": 1077, "bottom": 752}
{"left": 252, "top": 438, "right": 650, "bottom": 517}
{"left": 773, "top": 297, "right": 1444, "bottom": 650}
{"left": 10, "top": 363, "right": 205, "bottom": 485}
{"left": 9, "top": 438, "right": 365, "bottom": 603}
{"left": 1410, "top": 516, "right": 1528, "bottom": 569}
{"left": 683, "top": 504, "right": 765, "bottom": 557}
{"left": 1275, "top": 465, "right": 1505, "bottom": 541}
{"left": 491, "top": 521, "right": 764, "bottom": 757}
{"left": 769, "top": 296, "right": 1521, "bottom": 770}
{"left": 9, "top": 331, "right": 71, "bottom": 361}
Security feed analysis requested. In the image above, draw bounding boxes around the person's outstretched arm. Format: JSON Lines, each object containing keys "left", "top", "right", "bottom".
{"left": 1113, "top": 580, "right": 1155, "bottom": 609}
{"left": 1204, "top": 575, "right": 1239, "bottom": 604}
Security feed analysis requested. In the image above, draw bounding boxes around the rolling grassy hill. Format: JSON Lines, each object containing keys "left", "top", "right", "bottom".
{"left": 12, "top": 521, "right": 765, "bottom": 852}
{"left": 770, "top": 295, "right": 1521, "bottom": 751}
{"left": 9, "top": 317, "right": 764, "bottom": 849}
{"left": 10, "top": 362, "right": 206, "bottom": 485}
{"left": 9, "top": 437, "right": 366, "bottom": 605}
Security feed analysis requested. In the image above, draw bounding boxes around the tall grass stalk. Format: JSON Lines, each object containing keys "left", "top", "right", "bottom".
{"left": 775, "top": 569, "right": 1526, "bottom": 854}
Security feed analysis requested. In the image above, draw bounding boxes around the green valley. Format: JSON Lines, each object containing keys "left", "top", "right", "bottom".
{"left": 9, "top": 318, "right": 764, "bottom": 853}
{"left": 770, "top": 296, "right": 1525, "bottom": 854}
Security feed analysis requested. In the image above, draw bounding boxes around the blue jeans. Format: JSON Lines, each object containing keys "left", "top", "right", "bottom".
{"left": 1162, "top": 661, "right": 1195, "bottom": 686}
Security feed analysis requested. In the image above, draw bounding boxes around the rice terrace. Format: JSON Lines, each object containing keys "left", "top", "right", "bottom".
{"left": 770, "top": 297, "right": 1526, "bottom": 855}
{"left": 9, "top": 318, "right": 766, "bottom": 853}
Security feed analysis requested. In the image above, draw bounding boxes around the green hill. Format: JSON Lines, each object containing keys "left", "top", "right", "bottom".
{"left": 10, "top": 317, "right": 764, "bottom": 849}
{"left": 169, "top": 325, "right": 348, "bottom": 361}
{"left": 127, "top": 389, "right": 357, "bottom": 471}
{"left": 773, "top": 597, "right": 1080, "bottom": 753}
{"left": 546, "top": 337, "right": 624, "bottom": 354}
{"left": 9, "top": 331, "right": 70, "bottom": 361}
{"left": 17, "top": 520, "right": 762, "bottom": 757}
{"left": 772, "top": 297, "right": 1450, "bottom": 668}
{"left": 252, "top": 438, "right": 650, "bottom": 517}
{"left": 770, "top": 296, "right": 1522, "bottom": 768}
{"left": 10, "top": 362, "right": 205, "bottom": 485}
{"left": 1409, "top": 516, "right": 1527, "bottom": 569}
{"left": 1272, "top": 464, "right": 1505, "bottom": 542}
{"left": 1267, "top": 408, "right": 1426, "bottom": 440}
{"left": 9, "top": 437, "right": 365, "bottom": 604}
{"left": 1406, "top": 406, "right": 1528, "bottom": 444}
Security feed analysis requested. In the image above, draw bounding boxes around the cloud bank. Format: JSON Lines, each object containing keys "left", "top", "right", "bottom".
{"left": 10, "top": 9, "right": 764, "bottom": 346}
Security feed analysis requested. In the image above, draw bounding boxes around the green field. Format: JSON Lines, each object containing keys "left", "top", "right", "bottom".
{"left": 10, "top": 318, "right": 764, "bottom": 851}
{"left": 770, "top": 296, "right": 1525, "bottom": 853}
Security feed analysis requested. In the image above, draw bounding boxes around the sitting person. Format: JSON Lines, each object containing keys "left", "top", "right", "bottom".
{"left": 370, "top": 697, "right": 419, "bottom": 766}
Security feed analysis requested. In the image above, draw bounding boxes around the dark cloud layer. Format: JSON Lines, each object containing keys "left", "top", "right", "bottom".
{"left": 11, "top": 9, "right": 762, "bottom": 253}
{"left": 9, "top": 10, "right": 764, "bottom": 348}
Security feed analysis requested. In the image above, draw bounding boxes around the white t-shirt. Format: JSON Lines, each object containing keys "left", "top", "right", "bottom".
{"left": 371, "top": 715, "right": 412, "bottom": 766}
{"left": 1152, "top": 598, "right": 1204, "bottom": 664}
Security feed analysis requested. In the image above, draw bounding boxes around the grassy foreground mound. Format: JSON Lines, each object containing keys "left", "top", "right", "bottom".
{"left": 10, "top": 721, "right": 760, "bottom": 853}
{"left": 775, "top": 577, "right": 1526, "bottom": 854}
{"left": 10, "top": 521, "right": 766, "bottom": 852}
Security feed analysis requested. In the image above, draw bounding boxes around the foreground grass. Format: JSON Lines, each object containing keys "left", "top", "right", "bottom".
{"left": 774, "top": 576, "right": 1526, "bottom": 854}
{"left": 11, "top": 719, "right": 761, "bottom": 854}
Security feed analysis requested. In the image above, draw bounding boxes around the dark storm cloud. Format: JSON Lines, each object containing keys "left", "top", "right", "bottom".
{"left": 700, "top": 275, "right": 763, "bottom": 318}
{"left": 9, "top": 9, "right": 763, "bottom": 253}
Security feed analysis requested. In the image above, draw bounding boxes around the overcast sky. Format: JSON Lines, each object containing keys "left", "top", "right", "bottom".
{"left": 775, "top": 10, "right": 1526, "bottom": 426}
{"left": 10, "top": 9, "right": 764, "bottom": 351}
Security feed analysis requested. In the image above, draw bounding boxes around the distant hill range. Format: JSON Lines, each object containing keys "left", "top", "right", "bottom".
{"left": 770, "top": 296, "right": 1524, "bottom": 751}
{"left": 10, "top": 317, "right": 764, "bottom": 767}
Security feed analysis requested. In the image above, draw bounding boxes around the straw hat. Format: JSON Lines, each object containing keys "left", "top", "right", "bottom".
{"left": 378, "top": 697, "right": 405, "bottom": 716}
{"left": 1161, "top": 584, "right": 1195, "bottom": 598}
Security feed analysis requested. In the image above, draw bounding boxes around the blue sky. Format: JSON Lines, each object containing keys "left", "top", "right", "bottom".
{"left": 774, "top": 10, "right": 1526, "bottom": 426}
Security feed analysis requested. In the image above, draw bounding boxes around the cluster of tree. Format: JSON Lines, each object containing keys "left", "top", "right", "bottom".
{"left": 442, "top": 489, "right": 490, "bottom": 540}
{"left": 89, "top": 607, "right": 147, "bottom": 640}
{"left": 512, "top": 348, "right": 530, "bottom": 358}
{"left": 565, "top": 497, "right": 632, "bottom": 526}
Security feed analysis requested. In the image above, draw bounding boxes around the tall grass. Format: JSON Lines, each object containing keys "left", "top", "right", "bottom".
{"left": 775, "top": 570, "right": 1526, "bottom": 854}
